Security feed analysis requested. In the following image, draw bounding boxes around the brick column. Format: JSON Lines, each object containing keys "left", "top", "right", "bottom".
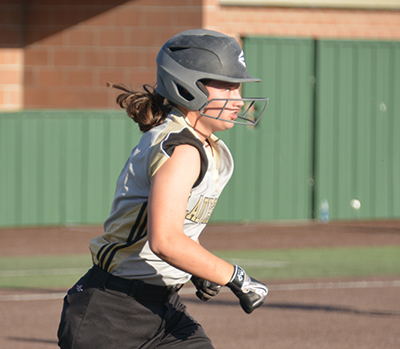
{"left": 0, "top": 48, "right": 24, "bottom": 111}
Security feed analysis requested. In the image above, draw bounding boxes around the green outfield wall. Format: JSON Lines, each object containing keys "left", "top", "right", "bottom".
{"left": 0, "top": 111, "right": 140, "bottom": 227}
{"left": 214, "top": 38, "right": 315, "bottom": 222}
{"left": 314, "top": 39, "right": 400, "bottom": 221}
{"left": 1, "top": 38, "right": 399, "bottom": 227}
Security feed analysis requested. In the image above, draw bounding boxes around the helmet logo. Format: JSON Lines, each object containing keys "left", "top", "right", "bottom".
{"left": 238, "top": 51, "right": 246, "bottom": 67}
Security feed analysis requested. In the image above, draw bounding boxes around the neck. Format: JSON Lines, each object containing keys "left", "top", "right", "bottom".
{"left": 187, "top": 112, "right": 211, "bottom": 143}
{"left": 177, "top": 107, "right": 211, "bottom": 143}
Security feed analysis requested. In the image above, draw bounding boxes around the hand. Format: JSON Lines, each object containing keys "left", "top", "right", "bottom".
{"left": 226, "top": 265, "right": 268, "bottom": 314}
{"left": 191, "top": 276, "right": 222, "bottom": 301}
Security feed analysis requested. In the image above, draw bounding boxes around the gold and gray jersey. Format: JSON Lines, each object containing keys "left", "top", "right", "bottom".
{"left": 89, "top": 109, "right": 234, "bottom": 286}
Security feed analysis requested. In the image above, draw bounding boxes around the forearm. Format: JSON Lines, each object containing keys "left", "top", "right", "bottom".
{"left": 150, "top": 232, "right": 234, "bottom": 285}
{"left": 151, "top": 231, "right": 268, "bottom": 313}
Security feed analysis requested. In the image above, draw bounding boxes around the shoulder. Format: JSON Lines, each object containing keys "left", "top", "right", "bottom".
{"left": 148, "top": 116, "right": 208, "bottom": 186}
{"left": 161, "top": 127, "right": 204, "bottom": 158}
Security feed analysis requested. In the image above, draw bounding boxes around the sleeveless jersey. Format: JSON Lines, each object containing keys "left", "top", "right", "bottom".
{"left": 89, "top": 108, "right": 234, "bottom": 286}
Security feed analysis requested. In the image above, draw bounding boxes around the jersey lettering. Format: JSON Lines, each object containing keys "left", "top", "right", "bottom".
{"left": 186, "top": 196, "right": 218, "bottom": 224}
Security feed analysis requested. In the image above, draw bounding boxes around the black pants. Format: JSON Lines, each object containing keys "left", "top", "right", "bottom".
{"left": 57, "top": 266, "right": 214, "bottom": 349}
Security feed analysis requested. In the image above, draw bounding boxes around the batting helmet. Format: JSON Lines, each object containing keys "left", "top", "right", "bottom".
{"left": 156, "top": 29, "right": 268, "bottom": 125}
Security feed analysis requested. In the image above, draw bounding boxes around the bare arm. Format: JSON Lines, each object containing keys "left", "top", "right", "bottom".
{"left": 147, "top": 144, "right": 234, "bottom": 285}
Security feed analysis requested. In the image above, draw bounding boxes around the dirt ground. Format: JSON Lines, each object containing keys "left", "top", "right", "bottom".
{"left": 1, "top": 220, "right": 400, "bottom": 348}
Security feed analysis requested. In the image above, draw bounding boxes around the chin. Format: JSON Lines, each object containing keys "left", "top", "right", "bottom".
{"left": 209, "top": 118, "right": 235, "bottom": 133}
{"left": 214, "top": 123, "right": 234, "bottom": 134}
{"left": 224, "top": 119, "right": 236, "bottom": 128}
{"left": 226, "top": 122, "right": 235, "bottom": 130}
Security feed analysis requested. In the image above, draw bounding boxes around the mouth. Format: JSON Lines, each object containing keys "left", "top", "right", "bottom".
{"left": 217, "top": 110, "right": 239, "bottom": 123}
{"left": 230, "top": 111, "right": 239, "bottom": 120}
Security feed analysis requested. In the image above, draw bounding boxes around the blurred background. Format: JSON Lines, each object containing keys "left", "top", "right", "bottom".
{"left": 1, "top": 0, "right": 399, "bottom": 228}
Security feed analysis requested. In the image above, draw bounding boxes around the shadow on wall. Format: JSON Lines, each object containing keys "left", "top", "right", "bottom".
{"left": 0, "top": 0, "right": 132, "bottom": 47}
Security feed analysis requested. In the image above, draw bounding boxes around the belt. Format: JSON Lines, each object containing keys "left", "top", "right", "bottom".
{"left": 88, "top": 265, "right": 182, "bottom": 302}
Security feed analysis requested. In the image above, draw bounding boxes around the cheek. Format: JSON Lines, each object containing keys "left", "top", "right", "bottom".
{"left": 204, "top": 99, "right": 227, "bottom": 112}
{"left": 207, "top": 98, "right": 225, "bottom": 109}
{"left": 210, "top": 117, "right": 234, "bottom": 131}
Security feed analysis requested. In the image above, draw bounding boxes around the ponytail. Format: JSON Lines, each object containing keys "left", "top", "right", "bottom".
{"left": 107, "top": 82, "right": 172, "bottom": 132}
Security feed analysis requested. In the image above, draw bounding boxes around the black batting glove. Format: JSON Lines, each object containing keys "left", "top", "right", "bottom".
{"left": 191, "top": 276, "right": 222, "bottom": 301}
{"left": 226, "top": 265, "right": 268, "bottom": 314}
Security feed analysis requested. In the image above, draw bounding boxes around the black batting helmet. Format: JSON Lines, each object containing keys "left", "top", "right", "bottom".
{"left": 156, "top": 29, "right": 268, "bottom": 125}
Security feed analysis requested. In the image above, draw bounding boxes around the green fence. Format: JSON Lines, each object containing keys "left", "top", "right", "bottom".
{"left": 1, "top": 38, "right": 400, "bottom": 228}
{"left": 213, "top": 37, "right": 315, "bottom": 222}
{"left": 230, "top": 37, "right": 400, "bottom": 222}
{"left": 315, "top": 40, "right": 400, "bottom": 220}
{"left": 0, "top": 111, "right": 140, "bottom": 227}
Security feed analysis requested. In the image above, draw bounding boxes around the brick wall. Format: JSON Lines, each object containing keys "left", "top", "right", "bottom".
{"left": 21, "top": 0, "right": 202, "bottom": 109}
{"left": 0, "top": 0, "right": 24, "bottom": 110}
{"left": 0, "top": 48, "right": 24, "bottom": 110}
{"left": 204, "top": 0, "right": 400, "bottom": 39}
{"left": 1, "top": 0, "right": 399, "bottom": 110}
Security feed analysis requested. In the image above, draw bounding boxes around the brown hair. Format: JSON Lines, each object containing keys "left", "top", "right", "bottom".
{"left": 107, "top": 82, "right": 172, "bottom": 133}
{"left": 108, "top": 81, "right": 220, "bottom": 155}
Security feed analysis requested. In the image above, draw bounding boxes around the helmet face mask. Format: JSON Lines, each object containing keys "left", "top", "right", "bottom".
{"left": 156, "top": 29, "right": 268, "bottom": 126}
{"left": 199, "top": 97, "right": 269, "bottom": 126}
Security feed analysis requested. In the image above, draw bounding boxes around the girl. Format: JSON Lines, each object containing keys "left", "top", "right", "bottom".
{"left": 58, "top": 29, "right": 269, "bottom": 349}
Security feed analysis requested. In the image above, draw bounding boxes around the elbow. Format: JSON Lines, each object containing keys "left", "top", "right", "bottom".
{"left": 148, "top": 235, "right": 173, "bottom": 261}
{"left": 147, "top": 223, "right": 185, "bottom": 262}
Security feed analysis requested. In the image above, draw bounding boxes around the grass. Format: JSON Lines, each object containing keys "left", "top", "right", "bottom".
{"left": 214, "top": 245, "right": 400, "bottom": 281}
{"left": 0, "top": 246, "right": 399, "bottom": 289}
{"left": 0, "top": 254, "right": 92, "bottom": 289}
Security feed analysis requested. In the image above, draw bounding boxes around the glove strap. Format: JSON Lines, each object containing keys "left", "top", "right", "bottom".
{"left": 228, "top": 265, "right": 246, "bottom": 288}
